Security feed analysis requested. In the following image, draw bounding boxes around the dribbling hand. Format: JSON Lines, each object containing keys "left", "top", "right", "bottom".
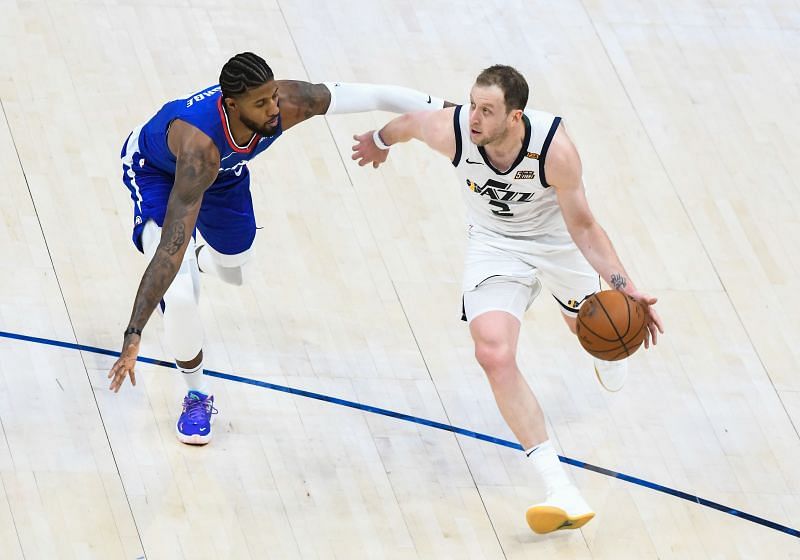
{"left": 625, "top": 289, "right": 664, "bottom": 349}
{"left": 352, "top": 131, "right": 389, "bottom": 168}
{"left": 108, "top": 333, "right": 140, "bottom": 392}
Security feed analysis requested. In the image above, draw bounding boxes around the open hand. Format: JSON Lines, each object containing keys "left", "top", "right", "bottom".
{"left": 626, "top": 290, "right": 664, "bottom": 349}
{"left": 352, "top": 131, "right": 390, "bottom": 168}
{"left": 108, "top": 333, "right": 140, "bottom": 392}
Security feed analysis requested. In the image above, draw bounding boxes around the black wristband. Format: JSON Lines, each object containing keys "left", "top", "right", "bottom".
{"left": 124, "top": 327, "right": 142, "bottom": 337}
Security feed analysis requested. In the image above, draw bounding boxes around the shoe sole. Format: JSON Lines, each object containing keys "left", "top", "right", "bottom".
{"left": 594, "top": 365, "right": 624, "bottom": 392}
{"left": 176, "top": 429, "right": 212, "bottom": 445}
{"left": 526, "top": 505, "right": 595, "bottom": 534}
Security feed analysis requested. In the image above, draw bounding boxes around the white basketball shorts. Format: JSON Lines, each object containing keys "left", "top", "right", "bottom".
{"left": 461, "top": 224, "right": 601, "bottom": 323}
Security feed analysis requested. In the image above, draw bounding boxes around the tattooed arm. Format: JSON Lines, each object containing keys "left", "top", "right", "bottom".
{"left": 275, "top": 80, "right": 456, "bottom": 130}
{"left": 547, "top": 122, "right": 664, "bottom": 345}
{"left": 275, "top": 80, "right": 331, "bottom": 130}
{"left": 108, "top": 121, "right": 220, "bottom": 392}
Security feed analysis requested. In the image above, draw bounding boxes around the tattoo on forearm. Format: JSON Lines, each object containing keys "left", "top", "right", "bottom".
{"left": 162, "top": 222, "right": 186, "bottom": 256}
{"left": 128, "top": 251, "right": 179, "bottom": 330}
{"left": 610, "top": 273, "right": 627, "bottom": 290}
{"left": 126, "top": 143, "right": 213, "bottom": 332}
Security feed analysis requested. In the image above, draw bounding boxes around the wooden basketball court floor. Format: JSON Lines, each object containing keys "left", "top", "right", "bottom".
{"left": 1, "top": 0, "right": 798, "bottom": 558}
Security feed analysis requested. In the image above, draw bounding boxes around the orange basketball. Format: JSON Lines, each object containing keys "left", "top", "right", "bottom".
{"left": 576, "top": 290, "right": 647, "bottom": 361}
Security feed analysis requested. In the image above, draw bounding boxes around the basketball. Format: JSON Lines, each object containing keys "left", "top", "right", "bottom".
{"left": 576, "top": 290, "right": 647, "bottom": 361}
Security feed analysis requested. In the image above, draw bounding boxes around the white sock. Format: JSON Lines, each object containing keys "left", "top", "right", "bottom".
{"left": 525, "top": 440, "right": 572, "bottom": 495}
{"left": 179, "top": 361, "right": 210, "bottom": 396}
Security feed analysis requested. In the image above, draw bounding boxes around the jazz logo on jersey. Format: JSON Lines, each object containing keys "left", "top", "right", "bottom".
{"left": 526, "top": 152, "right": 539, "bottom": 159}
{"left": 514, "top": 170, "right": 536, "bottom": 180}
{"left": 466, "top": 178, "right": 535, "bottom": 217}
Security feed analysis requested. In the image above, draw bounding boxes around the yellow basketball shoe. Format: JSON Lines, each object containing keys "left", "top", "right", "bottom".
{"left": 526, "top": 485, "right": 595, "bottom": 534}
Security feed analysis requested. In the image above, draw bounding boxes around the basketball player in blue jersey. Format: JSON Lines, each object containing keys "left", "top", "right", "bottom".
{"left": 108, "top": 52, "right": 453, "bottom": 445}
{"left": 352, "top": 65, "right": 664, "bottom": 534}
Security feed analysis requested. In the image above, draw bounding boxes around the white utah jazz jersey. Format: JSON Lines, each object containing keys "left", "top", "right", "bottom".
{"left": 452, "top": 105, "right": 567, "bottom": 237}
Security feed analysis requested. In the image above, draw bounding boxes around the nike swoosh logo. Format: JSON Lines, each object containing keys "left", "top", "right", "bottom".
{"left": 427, "top": 95, "right": 432, "bottom": 104}
{"left": 465, "top": 158, "right": 484, "bottom": 165}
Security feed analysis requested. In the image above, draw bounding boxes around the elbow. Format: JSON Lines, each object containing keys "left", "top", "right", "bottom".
{"left": 566, "top": 219, "right": 598, "bottom": 245}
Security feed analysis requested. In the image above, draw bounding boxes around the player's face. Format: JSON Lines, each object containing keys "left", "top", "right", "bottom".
{"left": 468, "top": 85, "right": 511, "bottom": 146}
{"left": 236, "top": 81, "right": 281, "bottom": 136}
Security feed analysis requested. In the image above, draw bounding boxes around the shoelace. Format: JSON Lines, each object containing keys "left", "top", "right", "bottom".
{"left": 182, "top": 396, "right": 218, "bottom": 424}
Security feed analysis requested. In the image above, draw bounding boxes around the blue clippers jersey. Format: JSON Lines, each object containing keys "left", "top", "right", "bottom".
{"left": 134, "top": 84, "right": 282, "bottom": 189}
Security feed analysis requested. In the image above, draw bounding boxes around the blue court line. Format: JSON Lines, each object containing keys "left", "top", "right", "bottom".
{"left": 1, "top": 329, "right": 797, "bottom": 539}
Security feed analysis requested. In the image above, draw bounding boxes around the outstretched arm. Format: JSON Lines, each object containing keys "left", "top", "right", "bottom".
{"left": 547, "top": 123, "right": 664, "bottom": 347}
{"left": 351, "top": 107, "right": 458, "bottom": 168}
{"left": 108, "top": 122, "right": 220, "bottom": 392}
{"left": 276, "top": 80, "right": 454, "bottom": 130}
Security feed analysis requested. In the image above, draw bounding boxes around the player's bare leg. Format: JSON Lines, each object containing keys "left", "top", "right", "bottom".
{"left": 470, "top": 311, "right": 594, "bottom": 533}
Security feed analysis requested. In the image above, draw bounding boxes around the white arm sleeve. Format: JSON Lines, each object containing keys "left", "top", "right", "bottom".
{"left": 324, "top": 82, "right": 446, "bottom": 115}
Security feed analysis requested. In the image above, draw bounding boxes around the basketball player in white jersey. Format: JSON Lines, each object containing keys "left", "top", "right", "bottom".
{"left": 351, "top": 65, "right": 664, "bottom": 534}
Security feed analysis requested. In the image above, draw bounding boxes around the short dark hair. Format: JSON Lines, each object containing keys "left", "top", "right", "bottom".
{"left": 219, "top": 52, "right": 274, "bottom": 99}
{"left": 475, "top": 65, "right": 528, "bottom": 112}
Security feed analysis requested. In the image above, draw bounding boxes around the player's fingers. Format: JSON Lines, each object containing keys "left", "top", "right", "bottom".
{"left": 130, "top": 369, "right": 136, "bottom": 386}
{"left": 648, "top": 322, "right": 658, "bottom": 346}
{"left": 108, "top": 361, "right": 124, "bottom": 379}
{"left": 110, "top": 366, "right": 127, "bottom": 391}
{"left": 650, "top": 309, "right": 665, "bottom": 333}
{"left": 373, "top": 161, "right": 379, "bottom": 168}
{"left": 115, "top": 370, "right": 128, "bottom": 392}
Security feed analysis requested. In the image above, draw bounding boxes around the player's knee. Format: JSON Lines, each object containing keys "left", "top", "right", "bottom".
{"left": 166, "top": 330, "right": 203, "bottom": 363}
{"left": 474, "top": 339, "right": 516, "bottom": 377}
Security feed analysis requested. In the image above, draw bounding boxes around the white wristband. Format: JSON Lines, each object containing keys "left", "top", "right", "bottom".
{"left": 373, "top": 129, "right": 390, "bottom": 150}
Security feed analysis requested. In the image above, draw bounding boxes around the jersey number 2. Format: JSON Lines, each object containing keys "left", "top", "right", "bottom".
{"left": 485, "top": 179, "right": 513, "bottom": 217}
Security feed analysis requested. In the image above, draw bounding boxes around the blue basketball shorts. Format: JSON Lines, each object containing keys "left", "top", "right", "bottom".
{"left": 121, "top": 138, "right": 256, "bottom": 256}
